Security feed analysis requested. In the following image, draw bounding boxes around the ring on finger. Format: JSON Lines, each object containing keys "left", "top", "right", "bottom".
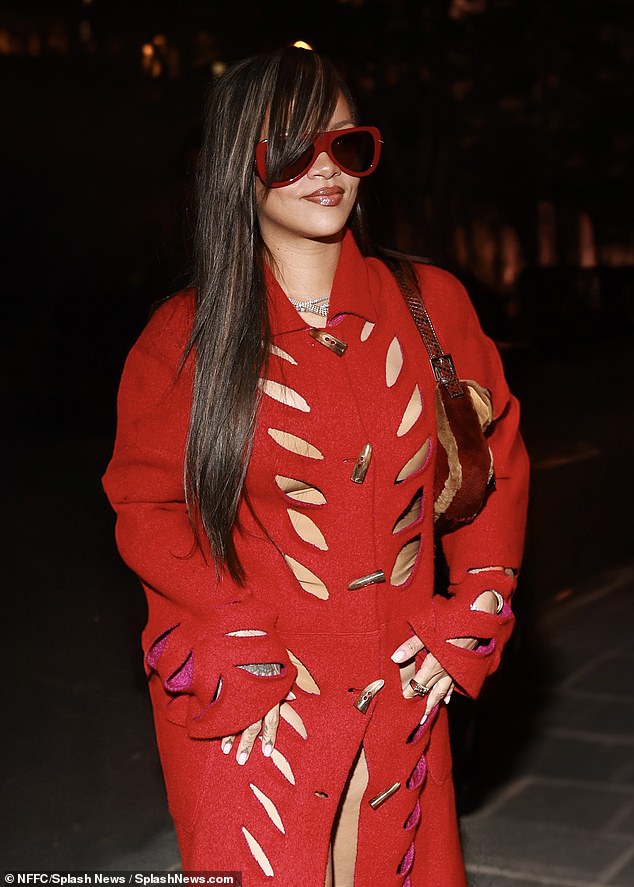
{"left": 409, "top": 679, "right": 431, "bottom": 697}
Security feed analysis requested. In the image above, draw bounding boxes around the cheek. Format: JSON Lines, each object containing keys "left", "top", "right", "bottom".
{"left": 257, "top": 191, "right": 290, "bottom": 225}
{"left": 345, "top": 178, "right": 360, "bottom": 206}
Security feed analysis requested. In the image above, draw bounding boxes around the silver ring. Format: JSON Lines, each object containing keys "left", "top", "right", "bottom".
{"left": 409, "top": 679, "right": 431, "bottom": 697}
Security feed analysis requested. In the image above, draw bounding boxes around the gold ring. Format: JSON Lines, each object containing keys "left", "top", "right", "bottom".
{"left": 409, "top": 679, "right": 431, "bottom": 697}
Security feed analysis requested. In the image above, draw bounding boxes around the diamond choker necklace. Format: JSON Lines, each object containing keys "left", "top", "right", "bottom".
{"left": 288, "top": 296, "right": 330, "bottom": 318}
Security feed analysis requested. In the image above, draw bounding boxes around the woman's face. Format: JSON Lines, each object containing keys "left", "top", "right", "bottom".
{"left": 255, "top": 93, "right": 360, "bottom": 247}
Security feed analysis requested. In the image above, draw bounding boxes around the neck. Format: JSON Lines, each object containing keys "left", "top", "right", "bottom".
{"left": 263, "top": 231, "right": 345, "bottom": 300}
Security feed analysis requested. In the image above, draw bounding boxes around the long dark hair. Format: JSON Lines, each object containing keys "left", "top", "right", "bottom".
{"left": 186, "top": 46, "right": 368, "bottom": 582}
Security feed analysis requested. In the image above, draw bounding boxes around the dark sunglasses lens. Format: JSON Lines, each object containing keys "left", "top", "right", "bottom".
{"left": 332, "top": 131, "right": 375, "bottom": 173}
{"left": 276, "top": 144, "right": 314, "bottom": 184}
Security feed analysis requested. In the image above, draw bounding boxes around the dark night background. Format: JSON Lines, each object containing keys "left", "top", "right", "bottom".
{"left": 1, "top": 0, "right": 633, "bottom": 875}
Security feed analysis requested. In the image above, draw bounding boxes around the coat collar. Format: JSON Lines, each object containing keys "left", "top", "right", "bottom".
{"left": 266, "top": 229, "right": 379, "bottom": 336}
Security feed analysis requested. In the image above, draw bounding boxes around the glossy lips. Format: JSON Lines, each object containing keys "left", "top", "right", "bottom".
{"left": 303, "top": 186, "right": 344, "bottom": 206}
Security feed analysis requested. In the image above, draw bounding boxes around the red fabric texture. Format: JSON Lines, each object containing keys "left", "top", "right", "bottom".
{"left": 103, "top": 231, "right": 529, "bottom": 885}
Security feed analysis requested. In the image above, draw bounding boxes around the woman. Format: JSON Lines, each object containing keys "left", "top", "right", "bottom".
{"left": 103, "top": 46, "right": 529, "bottom": 886}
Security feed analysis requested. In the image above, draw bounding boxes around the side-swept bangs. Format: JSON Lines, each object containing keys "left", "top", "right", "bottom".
{"left": 262, "top": 48, "right": 358, "bottom": 189}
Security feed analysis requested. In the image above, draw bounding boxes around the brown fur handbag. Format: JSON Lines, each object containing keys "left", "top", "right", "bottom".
{"left": 385, "top": 256, "right": 495, "bottom": 532}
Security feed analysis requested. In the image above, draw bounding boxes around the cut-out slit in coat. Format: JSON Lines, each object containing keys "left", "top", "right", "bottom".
{"left": 392, "top": 488, "right": 423, "bottom": 534}
{"left": 287, "top": 508, "right": 328, "bottom": 550}
{"left": 280, "top": 701, "right": 308, "bottom": 739}
{"left": 250, "top": 783, "right": 286, "bottom": 834}
{"left": 226, "top": 629, "right": 267, "bottom": 637}
{"left": 385, "top": 336, "right": 404, "bottom": 387}
{"left": 241, "top": 826, "right": 274, "bottom": 877}
{"left": 391, "top": 536, "right": 422, "bottom": 586}
{"left": 286, "top": 649, "right": 321, "bottom": 694}
{"left": 395, "top": 437, "right": 431, "bottom": 483}
{"left": 271, "top": 747, "right": 295, "bottom": 785}
{"left": 267, "top": 428, "right": 324, "bottom": 459}
{"left": 398, "top": 842, "right": 415, "bottom": 876}
{"left": 284, "top": 555, "right": 329, "bottom": 599}
{"left": 259, "top": 378, "right": 310, "bottom": 412}
{"left": 269, "top": 343, "right": 297, "bottom": 365}
{"left": 407, "top": 754, "right": 427, "bottom": 790}
{"left": 360, "top": 320, "right": 375, "bottom": 341}
{"left": 397, "top": 386, "right": 423, "bottom": 437}
{"left": 404, "top": 799, "right": 421, "bottom": 831}
{"left": 275, "top": 475, "right": 327, "bottom": 505}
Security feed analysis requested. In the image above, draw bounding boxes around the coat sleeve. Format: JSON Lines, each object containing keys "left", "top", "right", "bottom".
{"left": 407, "top": 267, "right": 530, "bottom": 698}
{"left": 102, "top": 294, "right": 296, "bottom": 739}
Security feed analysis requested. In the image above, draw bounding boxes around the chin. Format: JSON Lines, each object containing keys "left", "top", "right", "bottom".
{"left": 304, "top": 225, "right": 349, "bottom": 242}
{"left": 300, "top": 212, "right": 355, "bottom": 241}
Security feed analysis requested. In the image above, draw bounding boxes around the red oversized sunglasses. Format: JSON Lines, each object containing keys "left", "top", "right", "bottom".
{"left": 255, "top": 126, "right": 382, "bottom": 188}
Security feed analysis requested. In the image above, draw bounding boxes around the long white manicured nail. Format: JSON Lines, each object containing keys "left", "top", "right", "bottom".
{"left": 238, "top": 751, "right": 248, "bottom": 765}
{"left": 391, "top": 650, "right": 406, "bottom": 662}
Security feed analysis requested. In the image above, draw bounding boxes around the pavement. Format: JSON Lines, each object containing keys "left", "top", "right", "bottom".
{"left": 461, "top": 562, "right": 634, "bottom": 887}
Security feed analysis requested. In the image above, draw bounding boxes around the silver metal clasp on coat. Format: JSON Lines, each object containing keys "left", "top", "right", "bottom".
{"left": 369, "top": 781, "right": 401, "bottom": 810}
{"left": 353, "top": 679, "right": 384, "bottom": 714}
{"left": 351, "top": 443, "right": 372, "bottom": 484}
{"left": 347, "top": 569, "right": 385, "bottom": 591}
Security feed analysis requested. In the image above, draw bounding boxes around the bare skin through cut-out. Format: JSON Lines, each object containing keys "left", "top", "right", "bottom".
{"left": 360, "top": 320, "right": 375, "bottom": 342}
{"left": 395, "top": 436, "right": 431, "bottom": 483}
{"left": 250, "top": 783, "right": 286, "bottom": 833}
{"left": 397, "top": 385, "right": 423, "bottom": 437}
{"left": 392, "top": 488, "right": 423, "bottom": 534}
{"left": 275, "top": 475, "right": 327, "bottom": 505}
{"left": 280, "top": 701, "right": 308, "bottom": 739}
{"left": 226, "top": 629, "right": 267, "bottom": 637}
{"left": 287, "top": 649, "right": 321, "bottom": 694}
{"left": 287, "top": 509, "right": 328, "bottom": 550}
{"left": 267, "top": 428, "right": 324, "bottom": 460}
{"left": 385, "top": 336, "right": 404, "bottom": 387}
{"left": 259, "top": 378, "right": 310, "bottom": 412}
{"left": 469, "top": 566, "right": 516, "bottom": 577}
{"left": 271, "top": 747, "right": 296, "bottom": 784}
{"left": 269, "top": 343, "right": 298, "bottom": 365}
{"left": 241, "top": 826, "right": 274, "bottom": 877}
{"left": 390, "top": 536, "right": 422, "bottom": 586}
{"left": 447, "top": 635, "right": 493, "bottom": 647}
{"left": 284, "top": 555, "right": 329, "bottom": 599}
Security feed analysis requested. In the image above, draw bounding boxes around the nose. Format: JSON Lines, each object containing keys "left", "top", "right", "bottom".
{"left": 307, "top": 149, "right": 340, "bottom": 179}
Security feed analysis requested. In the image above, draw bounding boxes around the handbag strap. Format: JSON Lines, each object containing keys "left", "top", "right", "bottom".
{"left": 383, "top": 254, "right": 465, "bottom": 399}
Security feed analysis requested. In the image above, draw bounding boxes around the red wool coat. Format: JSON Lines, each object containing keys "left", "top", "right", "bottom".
{"left": 103, "top": 231, "right": 529, "bottom": 886}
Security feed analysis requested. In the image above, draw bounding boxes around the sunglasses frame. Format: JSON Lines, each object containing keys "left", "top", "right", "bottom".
{"left": 255, "top": 126, "right": 382, "bottom": 188}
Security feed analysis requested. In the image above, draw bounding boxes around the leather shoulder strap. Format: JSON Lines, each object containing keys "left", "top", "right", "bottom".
{"left": 381, "top": 253, "right": 465, "bottom": 399}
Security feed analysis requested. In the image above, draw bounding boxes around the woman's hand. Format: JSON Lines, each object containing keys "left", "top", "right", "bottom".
{"left": 220, "top": 690, "right": 296, "bottom": 764}
{"left": 391, "top": 590, "right": 500, "bottom": 719}
{"left": 221, "top": 703, "right": 280, "bottom": 764}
